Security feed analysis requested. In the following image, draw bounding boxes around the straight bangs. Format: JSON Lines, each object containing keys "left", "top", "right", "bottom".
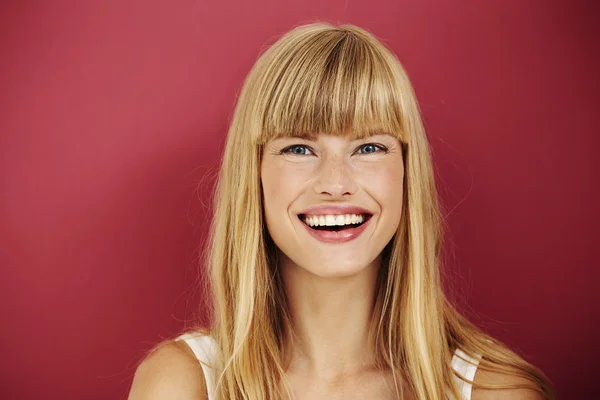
{"left": 254, "top": 27, "right": 408, "bottom": 145}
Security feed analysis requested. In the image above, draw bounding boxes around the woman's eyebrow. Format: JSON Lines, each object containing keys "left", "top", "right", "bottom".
{"left": 270, "top": 131, "right": 395, "bottom": 142}
{"left": 364, "top": 130, "right": 395, "bottom": 138}
{"left": 272, "top": 132, "right": 318, "bottom": 141}
{"left": 351, "top": 132, "right": 396, "bottom": 141}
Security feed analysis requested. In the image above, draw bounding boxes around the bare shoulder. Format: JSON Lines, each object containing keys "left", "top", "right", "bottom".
{"left": 471, "top": 367, "right": 545, "bottom": 400}
{"left": 128, "top": 340, "right": 208, "bottom": 400}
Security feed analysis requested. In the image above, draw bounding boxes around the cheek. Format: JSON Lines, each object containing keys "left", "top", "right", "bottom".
{"left": 262, "top": 167, "right": 290, "bottom": 207}
{"left": 359, "top": 162, "right": 404, "bottom": 213}
{"left": 261, "top": 168, "right": 279, "bottom": 224}
{"left": 261, "top": 161, "right": 311, "bottom": 219}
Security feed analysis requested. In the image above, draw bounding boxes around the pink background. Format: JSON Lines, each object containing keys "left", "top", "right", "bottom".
{"left": 1, "top": 0, "right": 598, "bottom": 398}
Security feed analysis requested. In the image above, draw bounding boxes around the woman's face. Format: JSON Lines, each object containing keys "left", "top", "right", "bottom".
{"left": 260, "top": 132, "right": 404, "bottom": 278}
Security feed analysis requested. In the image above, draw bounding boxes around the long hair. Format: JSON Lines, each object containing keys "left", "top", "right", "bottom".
{"left": 203, "top": 22, "right": 553, "bottom": 399}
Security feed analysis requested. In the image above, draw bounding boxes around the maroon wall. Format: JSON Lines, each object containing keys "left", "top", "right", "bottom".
{"left": 1, "top": 1, "right": 598, "bottom": 398}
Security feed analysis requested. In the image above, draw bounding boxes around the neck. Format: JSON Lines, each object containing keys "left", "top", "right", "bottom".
{"left": 280, "top": 254, "right": 381, "bottom": 377}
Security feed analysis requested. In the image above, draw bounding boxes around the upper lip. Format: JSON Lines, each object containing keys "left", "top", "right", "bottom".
{"left": 297, "top": 204, "right": 374, "bottom": 216}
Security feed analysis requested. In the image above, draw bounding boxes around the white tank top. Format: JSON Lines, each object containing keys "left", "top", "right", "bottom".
{"left": 177, "top": 332, "right": 480, "bottom": 399}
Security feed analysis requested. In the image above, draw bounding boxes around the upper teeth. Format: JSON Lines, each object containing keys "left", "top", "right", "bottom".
{"left": 303, "top": 214, "right": 366, "bottom": 227}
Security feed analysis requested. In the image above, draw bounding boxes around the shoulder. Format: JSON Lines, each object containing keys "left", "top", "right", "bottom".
{"left": 471, "top": 367, "right": 545, "bottom": 400}
{"left": 128, "top": 340, "right": 208, "bottom": 400}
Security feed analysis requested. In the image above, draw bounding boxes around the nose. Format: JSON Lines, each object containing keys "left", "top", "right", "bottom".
{"left": 312, "top": 154, "right": 358, "bottom": 197}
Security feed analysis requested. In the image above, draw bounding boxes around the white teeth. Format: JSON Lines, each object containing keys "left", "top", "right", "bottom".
{"left": 302, "top": 214, "right": 366, "bottom": 227}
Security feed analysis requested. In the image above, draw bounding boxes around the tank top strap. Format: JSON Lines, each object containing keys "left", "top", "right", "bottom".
{"left": 177, "top": 333, "right": 481, "bottom": 400}
{"left": 176, "top": 333, "right": 218, "bottom": 400}
{"left": 451, "top": 347, "right": 482, "bottom": 399}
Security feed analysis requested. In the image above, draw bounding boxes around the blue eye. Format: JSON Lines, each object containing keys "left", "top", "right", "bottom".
{"left": 283, "top": 145, "right": 313, "bottom": 155}
{"left": 357, "top": 143, "right": 386, "bottom": 154}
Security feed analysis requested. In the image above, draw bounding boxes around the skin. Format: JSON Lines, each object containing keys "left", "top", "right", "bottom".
{"left": 260, "top": 132, "right": 405, "bottom": 399}
{"left": 261, "top": 132, "right": 404, "bottom": 279}
{"left": 127, "top": 131, "right": 545, "bottom": 399}
{"left": 127, "top": 341, "right": 545, "bottom": 399}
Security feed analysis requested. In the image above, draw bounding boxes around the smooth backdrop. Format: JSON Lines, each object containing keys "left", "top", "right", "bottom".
{"left": 1, "top": 0, "right": 598, "bottom": 398}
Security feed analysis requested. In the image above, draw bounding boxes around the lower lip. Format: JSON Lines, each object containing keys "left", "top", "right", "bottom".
{"left": 299, "top": 216, "right": 372, "bottom": 244}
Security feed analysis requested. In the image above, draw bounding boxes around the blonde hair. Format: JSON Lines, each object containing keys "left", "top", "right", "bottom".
{"left": 201, "top": 22, "right": 553, "bottom": 399}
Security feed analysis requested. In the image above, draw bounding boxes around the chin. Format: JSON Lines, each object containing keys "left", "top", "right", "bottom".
{"left": 299, "top": 257, "right": 377, "bottom": 279}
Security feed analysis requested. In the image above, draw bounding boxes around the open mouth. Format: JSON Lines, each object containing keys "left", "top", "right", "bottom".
{"left": 298, "top": 213, "right": 373, "bottom": 232}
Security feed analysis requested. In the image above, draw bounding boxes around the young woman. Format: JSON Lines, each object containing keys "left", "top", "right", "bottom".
{"left": 128, "top": 22, "right": 553, "bottom": 400}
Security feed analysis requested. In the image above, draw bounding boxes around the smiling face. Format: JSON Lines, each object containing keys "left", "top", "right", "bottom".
{"left": 260, "top": 132, "right": 405, "bottom": 278}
